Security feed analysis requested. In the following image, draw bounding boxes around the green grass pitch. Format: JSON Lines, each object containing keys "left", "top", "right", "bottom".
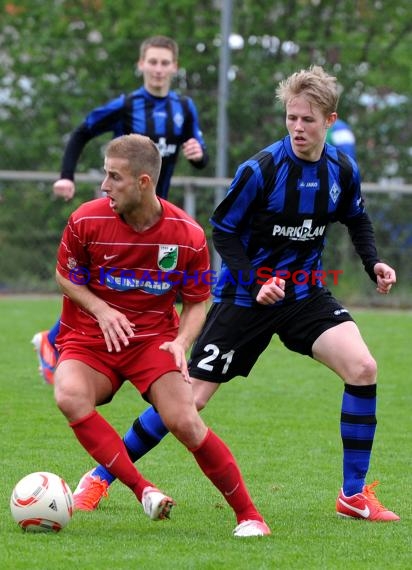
{"left": 0, "top": 297, "right": 410, "bottom": 569}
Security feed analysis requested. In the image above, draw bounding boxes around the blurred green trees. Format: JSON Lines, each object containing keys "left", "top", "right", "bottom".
{"left": 0, "top": 0, "right": 410, "bottom": 181}
{"left": 0, "top": 1, "right": 411, "bottom": 298}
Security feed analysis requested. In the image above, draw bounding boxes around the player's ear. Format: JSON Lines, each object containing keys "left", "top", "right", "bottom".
{"left": 326, "top": 112, "right": 337, "bottom": 129}
{"left": 135, "top": 60, "right": 144, "bottom": 76}
{"left": 138, "top": 173, "right": 152, "bottom": 189}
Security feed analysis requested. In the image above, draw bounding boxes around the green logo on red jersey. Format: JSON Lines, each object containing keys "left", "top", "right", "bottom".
{"left": 158, "top": 245, "right": 178, "bottom": 270}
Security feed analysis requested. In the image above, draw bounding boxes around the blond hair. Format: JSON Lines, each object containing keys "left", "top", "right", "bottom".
{"left": 106, "top": 134, "right": 161, "bottom": 185}
{"left": 276, "top": 65, "right": 339, "bottom": 116}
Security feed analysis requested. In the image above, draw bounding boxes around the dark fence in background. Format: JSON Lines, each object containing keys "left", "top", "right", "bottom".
{"left": 1, "top": 171, "right": 411, "bottom": 307}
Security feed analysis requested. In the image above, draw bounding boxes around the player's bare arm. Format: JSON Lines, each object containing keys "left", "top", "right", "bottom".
{"left": 159, "top": 300, "right": 208, "bottom": 383}
{"left": 55, "top": 270, "right": 135, "bottom": 352}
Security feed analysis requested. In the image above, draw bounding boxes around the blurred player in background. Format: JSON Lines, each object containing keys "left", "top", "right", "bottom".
{"left": 33, "top": 35, "right": 208, "bottom": 384}
{"left": 326, "top": 117, "right": 356, "bottom": 159}
{"left": 54, "top": 133, "right": 270, "bottom": 537}
{"left": 75, "top": 65, "right": 399, "bottom": 524}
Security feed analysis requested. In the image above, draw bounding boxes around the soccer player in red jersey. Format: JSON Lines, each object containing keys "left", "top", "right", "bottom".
{"left": 32, "top": 35, "right": 208, "bottom": 384}
{"left": 53, "top": 133, "right": 270, "bottom": 537}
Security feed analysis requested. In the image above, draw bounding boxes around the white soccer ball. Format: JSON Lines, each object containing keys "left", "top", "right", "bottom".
{"left": 10, "top": 471, "right": 74, "bottom": 533}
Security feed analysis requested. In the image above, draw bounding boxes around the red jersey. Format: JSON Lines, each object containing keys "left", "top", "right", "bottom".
{"left": 56, "top": 197, "right": 210, "bottom": 344}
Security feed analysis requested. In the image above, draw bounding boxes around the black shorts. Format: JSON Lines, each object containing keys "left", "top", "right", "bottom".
{"left": 188, "top": 288, "right": 354, "bottom": 383}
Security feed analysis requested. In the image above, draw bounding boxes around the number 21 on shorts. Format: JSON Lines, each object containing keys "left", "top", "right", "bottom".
{"left": 197, "top": 344, "right": 235, "bottom": 375}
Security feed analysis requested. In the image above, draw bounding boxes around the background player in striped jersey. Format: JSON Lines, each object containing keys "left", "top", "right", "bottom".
{"left": 54, "top": 133, "right": 270, "bottom": 537}
{"left": 33, "top": 35, "right": 208, "bottom": 383}
{"left": 75, "top": 65, "right": 399, "bottom": 523}
{"left": 53, "top": 35, "right": 208, "bottom": 201}
{"left": 326, "top": 117, "right": 356, "bottom": 159}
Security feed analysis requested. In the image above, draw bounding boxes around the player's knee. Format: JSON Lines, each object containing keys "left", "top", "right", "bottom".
{"left": 53, "top": 381, "right": 66, "bottom": 411}
{"left": 194, "top": 392, "right": 208, "bottom": 411}
{"left": 54, "top": 382, "right": 89, "bottom": 421}
{"left": 166, "top": 415, "right": 194, "bottom": 438}
{"left": 353, "top": 354, "right": 377, "bottom": 384}
{"left": 165, "top": 411, "right": 205, "bottom": 447}
{"left": 54, "top": 390, "right": 75, "bottom": 418}
{"left": 192, "top": 380, "right": 215, "bottom": 411}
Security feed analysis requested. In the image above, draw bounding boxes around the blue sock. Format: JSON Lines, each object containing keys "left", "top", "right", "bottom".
{"left": 341, "top": 383, "right": 377, "bottom": 496}
{"left": 47, "top": 318, "right": 61, "bottom": 347}
{"left": 92, "top": 407, "right": 169, "bottom": 485}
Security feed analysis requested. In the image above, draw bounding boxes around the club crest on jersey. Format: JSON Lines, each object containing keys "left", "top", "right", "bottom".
{"left": 158, "top": 245, "right": 178, "bottom": 270}
{"left": 329, "top": 182, "right": 341, "bottom": 203}
{"left": 173, "top": 112, "right": 184, "bottom": 129}
{"left": 67, "top": 257, "right": 78, "bottom": 270}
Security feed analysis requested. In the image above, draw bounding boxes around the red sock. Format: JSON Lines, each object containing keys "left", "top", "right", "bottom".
{"left": 190, "top": 428, "right": 263, "bottom": 524}
{"left": 70, "top": 411, "right": 152, "bottom": 501}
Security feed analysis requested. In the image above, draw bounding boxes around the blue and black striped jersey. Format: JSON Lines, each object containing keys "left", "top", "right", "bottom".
{"left": 211, "top": 135, "right": 379, "bottom": 306}
{"left": 60, "top": 87, "right": 208, "bottom": 199}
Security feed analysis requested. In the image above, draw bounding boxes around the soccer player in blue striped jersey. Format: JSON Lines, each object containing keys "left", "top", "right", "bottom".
{"left": 33, "top": 36, "right": 208, "bottom": 384}
{"left": 53, "top": 35, "right": 208, "bottom": 201}
{"left": 74, "top": 65, "right": 399, "bottom": 524}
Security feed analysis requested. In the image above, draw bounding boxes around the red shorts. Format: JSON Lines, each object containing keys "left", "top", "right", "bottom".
{"left": 58, "top": 333, "right": 180, "bottom": 397}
